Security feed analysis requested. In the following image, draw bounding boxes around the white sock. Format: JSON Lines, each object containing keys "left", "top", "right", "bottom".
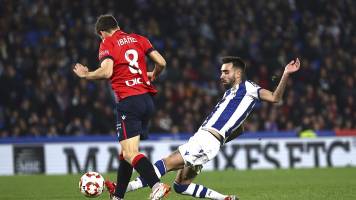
{"left": 175, "top": 182, "right": 227, "bottom": 200}
{"left": 126, "top": 177, "right": 144, "bottom": 192}
{"left": 205, "top": 188, "right": 227, "bottom": 200}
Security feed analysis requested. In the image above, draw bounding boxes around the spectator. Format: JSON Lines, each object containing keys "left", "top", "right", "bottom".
{"left": 0, "top": 0, "right": 355, "bottom": 137}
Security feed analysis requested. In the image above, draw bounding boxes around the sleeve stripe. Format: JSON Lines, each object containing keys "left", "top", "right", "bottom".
{"left": 145, "top": 48, "right": 155, "bottom": 55}
{"left": 99, "top": 56, "right": 114, "bottom": 64}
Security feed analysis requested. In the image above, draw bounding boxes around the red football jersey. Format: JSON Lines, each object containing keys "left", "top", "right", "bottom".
{"left": 98, "top": 30, "right": 157, "bottom": 101}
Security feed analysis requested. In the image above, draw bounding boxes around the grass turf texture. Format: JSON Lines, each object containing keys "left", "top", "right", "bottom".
{"left": 0, "top": 168, "right": 355, "bottom": 200}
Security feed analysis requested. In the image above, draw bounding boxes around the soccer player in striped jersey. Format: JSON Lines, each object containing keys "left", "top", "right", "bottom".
{"left": 106, "top": 56, "right": 301, "bottom": 200}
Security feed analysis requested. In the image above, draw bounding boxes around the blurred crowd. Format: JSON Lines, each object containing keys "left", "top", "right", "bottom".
{"left": 0, "top": 0, "right": 355, "bottom": 137}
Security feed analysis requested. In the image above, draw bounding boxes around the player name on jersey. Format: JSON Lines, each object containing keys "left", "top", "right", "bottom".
{"left": 117, "top": 36, "right": 138, "bottom": 46}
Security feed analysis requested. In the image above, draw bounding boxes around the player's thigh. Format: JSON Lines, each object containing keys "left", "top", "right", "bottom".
{"left": 178, "top": 130, "right": 221, "bottom": 166}
{"left": 141, "top": 94, "right": 155, "bottom": 139}
{"left": 175, "top": 166, "right": 198, "bottom": 185}
{"left": 163, "top": 150, "right": 185, "bottom": 172}
{"left": 116, "top": 97, "right": 144, "bottom": 141}
{"left": 140, "top": 115, "right": 150, "bottom": 140}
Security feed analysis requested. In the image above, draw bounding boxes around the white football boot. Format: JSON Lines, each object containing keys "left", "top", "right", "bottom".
{"left": 149, "top": 183, "right": 171, "bottom": 200}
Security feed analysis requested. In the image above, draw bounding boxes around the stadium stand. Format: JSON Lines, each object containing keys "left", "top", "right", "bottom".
{"left": 0, "top": 0, "right": 355, "bottom": 138}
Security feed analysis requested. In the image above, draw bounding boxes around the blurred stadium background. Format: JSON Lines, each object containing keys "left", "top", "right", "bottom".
{"left": 0, "top": 0, "right": 355, "bottom": 199}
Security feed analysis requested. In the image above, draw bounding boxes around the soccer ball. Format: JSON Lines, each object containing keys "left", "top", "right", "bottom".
{"left": 79, "top": 172, "right": 105, "bottom": 198}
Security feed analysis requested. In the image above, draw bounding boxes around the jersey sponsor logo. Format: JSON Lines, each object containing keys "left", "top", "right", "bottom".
{"left": 125, "top": 77, "right": 143, "bottom": 87}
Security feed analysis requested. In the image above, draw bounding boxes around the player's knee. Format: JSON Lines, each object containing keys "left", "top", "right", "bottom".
{"left": 122, "top": 150, "right": 139, "bottom": 162}
{"left": 163, "top": 151, "right": 185, "bottom": 172}
{"left": 173, "top": 182, "right": 189, "bottom": 194}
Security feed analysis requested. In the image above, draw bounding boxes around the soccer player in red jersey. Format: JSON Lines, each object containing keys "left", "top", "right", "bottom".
{"left": 73, "top": 15, "right": 170, "bottom": 200}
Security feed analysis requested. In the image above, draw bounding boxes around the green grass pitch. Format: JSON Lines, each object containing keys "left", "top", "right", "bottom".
{"left": 0, "top": 168, "right": 355, "bottom": 200}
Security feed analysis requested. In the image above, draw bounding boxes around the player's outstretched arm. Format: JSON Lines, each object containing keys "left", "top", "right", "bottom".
{"left": 259, "top": 58, "right": 300, "bottom": 103}
{"left": 147, "top": 50, "right": 166, "bottom": 81}
{"left": 73, "top": 58, "right": 114, "bottom": 80}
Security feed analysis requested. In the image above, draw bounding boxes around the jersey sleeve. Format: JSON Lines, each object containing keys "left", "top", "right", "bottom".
{"left": 98, "top": 39, "right": 115, "bottom": 63}
{"left": 136, "top": 35, "right": 155, "bottom": 55}
{"left": 245, "top": 80, "right": 262, "bottom": 100}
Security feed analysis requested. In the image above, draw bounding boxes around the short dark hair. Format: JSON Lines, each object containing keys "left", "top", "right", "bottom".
{"left": 221, "top": 56, "right": 246, "bottom": 71}
{"left": 95, "top": 14, "right": 119, "bottom": 35}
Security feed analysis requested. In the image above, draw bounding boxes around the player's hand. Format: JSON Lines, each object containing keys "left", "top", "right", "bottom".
{"left": 73, "top": 63, "right": 89, "bottom": 78}
{"left": 284, "top": 58, "right": 300, "bottom": 75}
{"left": 147, "top": 71, "right": 156, "bottom": 82}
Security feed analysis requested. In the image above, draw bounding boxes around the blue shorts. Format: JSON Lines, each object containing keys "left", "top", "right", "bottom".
{"left": 115, "top": 93, "right": 155, "bottom": 141}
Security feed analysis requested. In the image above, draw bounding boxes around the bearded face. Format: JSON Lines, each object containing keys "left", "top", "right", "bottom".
{"left": 220, "top": 63, "right": 242, "bottom": 89}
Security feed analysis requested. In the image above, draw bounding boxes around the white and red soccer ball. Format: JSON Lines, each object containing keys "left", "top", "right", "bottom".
{"left": 79, "top": 172, "right": 105, "bottom": 198}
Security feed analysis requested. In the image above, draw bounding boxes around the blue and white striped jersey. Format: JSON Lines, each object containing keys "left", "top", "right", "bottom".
{"left": 200, "top": 80, "right": 261, "bottom": 139}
